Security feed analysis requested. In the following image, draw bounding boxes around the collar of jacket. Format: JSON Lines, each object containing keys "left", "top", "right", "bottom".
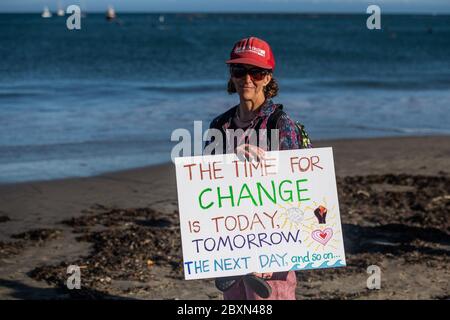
{"left": 222, "top": 99, "right": 276, "bottom": 130}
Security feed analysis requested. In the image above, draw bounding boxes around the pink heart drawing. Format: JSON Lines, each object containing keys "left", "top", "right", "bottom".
{"left": 311, "top": 228, "right": 333, "bottom": 245}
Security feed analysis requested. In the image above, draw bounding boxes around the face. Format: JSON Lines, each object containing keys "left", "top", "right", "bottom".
{"left": 230, "top": 64, "right": 272, "bottom": 102}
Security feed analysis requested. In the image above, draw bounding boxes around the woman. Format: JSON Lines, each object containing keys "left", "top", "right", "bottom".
{"left": 205, "top": 37, "right": 312, "bottom": 300}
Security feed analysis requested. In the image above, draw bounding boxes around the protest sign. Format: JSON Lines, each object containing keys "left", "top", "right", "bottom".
{"left": 175, "top": 148, "right": 346, "bottom": 280}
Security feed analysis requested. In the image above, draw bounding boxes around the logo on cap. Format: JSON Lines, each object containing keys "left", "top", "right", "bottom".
{"left": 234, "top": 45, "right": 266, "bottom": 57}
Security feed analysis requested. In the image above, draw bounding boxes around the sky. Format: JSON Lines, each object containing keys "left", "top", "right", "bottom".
{"left": 0, "top": 0, "right": 449, "bottom": 14}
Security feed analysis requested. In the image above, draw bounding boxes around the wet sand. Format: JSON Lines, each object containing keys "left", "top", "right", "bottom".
{"left": 0, "top": 135, "right": 449, "bottom": 299}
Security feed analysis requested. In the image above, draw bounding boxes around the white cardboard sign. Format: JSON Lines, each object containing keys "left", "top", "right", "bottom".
{"left": 175, "top": 148, "right": 346, "bottom": 280}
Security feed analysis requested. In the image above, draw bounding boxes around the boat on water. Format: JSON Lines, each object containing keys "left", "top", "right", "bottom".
{"left": 106, "top": 6, "right": 116, "bottom": 20}
{"left": 41, "top": 6, "right": 52, "bottom": 18}
{"left": 56, "top": 1, "right": 64, "bottom": 16}
{"left": 159, "top": 15, "right": 165, "bottom": 23}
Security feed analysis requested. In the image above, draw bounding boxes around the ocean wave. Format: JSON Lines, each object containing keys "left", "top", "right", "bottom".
{"left": 348, "top": 124, "right": 450, "bottom": 135}
{"left": 314, "top": 78, "right": 450, "bottom": 90}
{"left": 139, "top": 82, "right": 224, "bottom": 93}
{"left": 0, "top": 92, "right": 42, "bottom": 99}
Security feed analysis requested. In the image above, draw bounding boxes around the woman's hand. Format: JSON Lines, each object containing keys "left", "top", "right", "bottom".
{"left": 235, "top": 144, "right": 266, "bottom": 162}
{"left": 252, "top": 272, "right": 273, "bottom": 279}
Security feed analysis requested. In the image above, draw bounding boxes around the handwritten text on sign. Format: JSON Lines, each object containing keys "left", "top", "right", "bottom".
{"left": 175, "top": 148, "right": 346, "bottom": 280}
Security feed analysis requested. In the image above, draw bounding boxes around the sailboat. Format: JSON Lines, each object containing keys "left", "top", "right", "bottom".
{"left": 57, "top": 2, "right": 65, "bottom": 17}
{"left": 106, "top": 6, "right": 116, "bottom": 20}
{"left": 41, "top": 6, "right": 52, "bottom": 18}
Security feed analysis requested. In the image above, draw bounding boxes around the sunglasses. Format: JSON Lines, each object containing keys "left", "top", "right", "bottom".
{"left": 230, "top": 65, "right": 271, "bottom": 81}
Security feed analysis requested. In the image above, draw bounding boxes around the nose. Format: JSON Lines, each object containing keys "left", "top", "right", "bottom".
{"left": 244, "top": 73, "right": 253, "bottom": 83}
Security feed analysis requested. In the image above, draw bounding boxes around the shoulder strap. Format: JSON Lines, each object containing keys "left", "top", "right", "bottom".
{"left": 264, "top": 104, "right": 285, "bottom": 151}
{"left": 210, "top": 105, "right": 238, "bottom": 130}
{"left": 265, "top": 104, "right": 312, "bottom": 149}
{"left": 207, "top": 106, "right": 237, "bottom": 155}
{"left": 266, "top": 104, "right": 285, "bottom": 130}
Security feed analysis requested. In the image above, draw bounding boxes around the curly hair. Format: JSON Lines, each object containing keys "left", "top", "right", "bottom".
{"left": 227, "top": 75, "right": 279, "bottom": 99}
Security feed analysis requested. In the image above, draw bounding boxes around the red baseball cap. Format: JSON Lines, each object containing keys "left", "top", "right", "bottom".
{"left": 226, "top": 36, "right": 275, "bottom": 70}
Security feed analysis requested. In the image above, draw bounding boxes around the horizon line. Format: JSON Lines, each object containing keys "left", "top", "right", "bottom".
{"left": 0, "top": 11, "right": 449, "bottom": 15}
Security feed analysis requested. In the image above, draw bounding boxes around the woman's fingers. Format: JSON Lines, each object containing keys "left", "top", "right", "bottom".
{"left": 243, "top": 144, "right": 266, "bottom": 161}
{"left": 236, "top": 145, "right": 251, "bottom": 161}
{"left": 254, "top": 145, "right": 266, "bottom": 160}
{"left": 252, "top": 272, "right": 273, "bottom": 279}
{"left": 235, "top": 144, "right": 267, "bottom": 162}
{"left": 236, "top": 145, "right": 250, "bottom": 161}
{"left": 235, "top": 145, "right": 244, "bottom": 160}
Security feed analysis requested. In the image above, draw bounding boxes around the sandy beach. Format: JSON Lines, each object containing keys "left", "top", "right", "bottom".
{"left": 0, "top": 135, "right": 449, "bottom": 300}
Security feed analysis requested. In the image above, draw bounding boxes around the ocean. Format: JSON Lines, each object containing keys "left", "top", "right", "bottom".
{"left": 0, "top": 13, "right": 449, "bottom": 183}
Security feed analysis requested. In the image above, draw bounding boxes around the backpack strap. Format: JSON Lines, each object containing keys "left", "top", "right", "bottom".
{"left": 207, "top": 105, "right": 237, "bottom": 154}
{"left": 265, "top": 104, "right": 312, "bottom": 149}
{"left": 266, "top": 104, "right": 285, "bottom": 130}
{"left": 265, "top": 104, "right": 285, "bottom": 150}
{"left": 210, "top": 105, "right": 238, "bottom": 131}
